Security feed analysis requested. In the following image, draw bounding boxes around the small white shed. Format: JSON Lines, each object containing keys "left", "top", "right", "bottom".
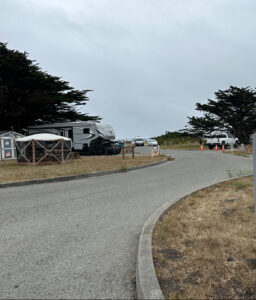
{"left": 0, "top": 131, "right": 24, "bottom": 160}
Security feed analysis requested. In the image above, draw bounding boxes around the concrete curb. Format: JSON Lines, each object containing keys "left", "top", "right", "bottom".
{"left": 0, "top": 158, "right": 168, "bottom": 189}
{"left": 136, "top": 175, "right": 252, "bottom": 299}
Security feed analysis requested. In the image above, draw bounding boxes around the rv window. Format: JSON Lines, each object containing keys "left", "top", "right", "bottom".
{"left": 83, "top": 128, "right": 90, "bottom": 134}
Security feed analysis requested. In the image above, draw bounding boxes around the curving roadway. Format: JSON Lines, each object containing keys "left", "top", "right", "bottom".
{"left": 0, "top": 149, "right": 253, "bottom": 299}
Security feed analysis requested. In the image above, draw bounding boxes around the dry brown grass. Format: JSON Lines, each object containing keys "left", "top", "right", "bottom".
{"left": 0, "top": 155, "right": 167, "bottom": 183}
{"left": 223, "top": 145, "right": 253, "bottom": 157}
{"left": 160, "top": 144, "right": 200, "bottom": 151}
{"left": 153, "top": 176, "right": 256, "bottom": 299}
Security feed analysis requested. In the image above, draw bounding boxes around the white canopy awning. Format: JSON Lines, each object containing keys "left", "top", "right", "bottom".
{"left": 16, "top": 133, "right": 71, "bottom": 142}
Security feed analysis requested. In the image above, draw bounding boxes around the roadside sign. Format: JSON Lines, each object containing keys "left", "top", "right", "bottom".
{"left": 5, "top": 151, "right": 11, "bottom": 158}
{"left": 151, "top": 146, "right": 160, "bottom": 157}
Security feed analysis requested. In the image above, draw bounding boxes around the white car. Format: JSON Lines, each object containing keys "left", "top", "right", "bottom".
{"left": 147, "top": 139, "right": 158, "bottom": 146}
{"left": 132, "top": 137, "right": 145, "bottom": 146}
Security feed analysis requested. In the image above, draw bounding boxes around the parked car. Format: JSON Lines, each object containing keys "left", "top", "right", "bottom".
{"left": 205, "top": 132, "right": 238, "bottom": 149}
{"left": 132, "top": 137, "right": 144, "bottom": 146}
{"left": 147, "top": 139, "right": 158, "bottom": 146}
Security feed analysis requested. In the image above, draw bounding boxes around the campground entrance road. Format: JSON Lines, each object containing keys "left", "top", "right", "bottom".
{"left": 0, "top": 149, "right": 253, "bottom": 299}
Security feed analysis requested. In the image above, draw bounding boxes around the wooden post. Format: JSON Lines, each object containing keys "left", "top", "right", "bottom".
{"left": 122, "top": 146, "right": 125, "bottom": 160}
{"left": 132, "top": 146, "right": 135, "bottom": 158}
{"left": 61, "top": 139, "right": 64, "bottom": 162}
{"left": 32, "top": 140, "right": 35, "bottom": 164}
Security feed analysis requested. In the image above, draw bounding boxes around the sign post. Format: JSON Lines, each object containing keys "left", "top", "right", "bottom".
{"left": 253, "top": 133, "right": 256, "bottom": 229}
{"left": 122, "top": 146, "right": 125, "bottom": 160}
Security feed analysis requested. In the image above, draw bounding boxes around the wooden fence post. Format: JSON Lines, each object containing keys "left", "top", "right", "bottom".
{"left": 122, "top": 146, "right": 125, "bottom": 160}
{"left": 32, "top": 139, "right": 35, "bottom": 164}
{"left": 61, "top": 139, "right": 64, "bottom": 162}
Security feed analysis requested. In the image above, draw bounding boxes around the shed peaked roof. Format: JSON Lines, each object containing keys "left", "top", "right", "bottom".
{"left": 0, "top": 130, "right": 23, "bottom": 137}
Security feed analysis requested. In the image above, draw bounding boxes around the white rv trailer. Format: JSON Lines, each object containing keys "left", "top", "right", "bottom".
{"left": 28, "top": 122, "right": 121, "bottom": 155}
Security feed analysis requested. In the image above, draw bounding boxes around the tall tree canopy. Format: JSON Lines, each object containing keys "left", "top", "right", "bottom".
{"left": 0, "top": 42, "right": 100, "bottom": 131}
{"left": 187, "top": 86, "right": 256, "bottom": 143}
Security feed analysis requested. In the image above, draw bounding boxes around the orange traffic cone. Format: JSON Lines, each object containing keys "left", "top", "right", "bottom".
{"left": 222, "top": 144, "right": 225, "bottom": 152}
{"left": 215, "top": 144, "right": 218, "bottom": 151}
{"left": 200, "top": 144, "right": 204, "bottom": 151}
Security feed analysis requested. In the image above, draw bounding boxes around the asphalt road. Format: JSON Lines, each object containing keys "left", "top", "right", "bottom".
{"left": 0, "top": 149, "right": 253, "bottom": 299}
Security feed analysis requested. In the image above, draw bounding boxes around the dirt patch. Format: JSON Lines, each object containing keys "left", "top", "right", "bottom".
{"left": 153, "top": 176, "right": 256, "bottom": 299}
{"left": 221, "top": 208, "right": 237, "bottom": 217}
{"left": 0, "top": 155, "right": 168, "bottom": 183}
{"left": 224, "top": 198, "right": 236, "bottom": 203}
{"left": 183, "top": 271, "right": 201, "bottom": 285}
{"left": 246, "top": 259, "right": 256, "bottom": 269}
{"left": 184, "top": 240, "right": 194, "bottom": 247}
{"left": 158, "top": 248, "right": 183, "bottom": 261}
{"left": 158, "top": 278, "right": 184, "bottom": 296}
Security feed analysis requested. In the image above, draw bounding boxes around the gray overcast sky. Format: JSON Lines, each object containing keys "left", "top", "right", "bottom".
{"left": 1, "top": 0, "right": 256, "bottom": 138}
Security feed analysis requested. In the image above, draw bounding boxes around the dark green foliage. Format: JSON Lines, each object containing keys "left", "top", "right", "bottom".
{"left": 188, "top": 86, "right": 256, "bottom": 143}
{"left": 0, "top": 42, "right": 100, "bottom": 131}
{"left": 154, "top": 131, "right": 199, "bottom": 145}
{"left": 186, "top": 115, "right": 219, "bottom": 137}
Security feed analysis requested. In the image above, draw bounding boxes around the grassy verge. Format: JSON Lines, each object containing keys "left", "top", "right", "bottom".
{"left": 223, "top": 145, "right": 252, "bottom": 157}
{"left": 223, "top": 151, "right": 252, "bottom": 157}
{"left": 160, "top": 144, "right": 200, "bottom": 151}
{"left": 0, "top": 155, "right": 169, "bottom": 183}
{"left": 153, "top": 176, "right": 256, "bottom": 299}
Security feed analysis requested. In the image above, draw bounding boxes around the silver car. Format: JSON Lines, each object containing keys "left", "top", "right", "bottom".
{"left": 147, "top": 139, "right": 158, "bottom": 146}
